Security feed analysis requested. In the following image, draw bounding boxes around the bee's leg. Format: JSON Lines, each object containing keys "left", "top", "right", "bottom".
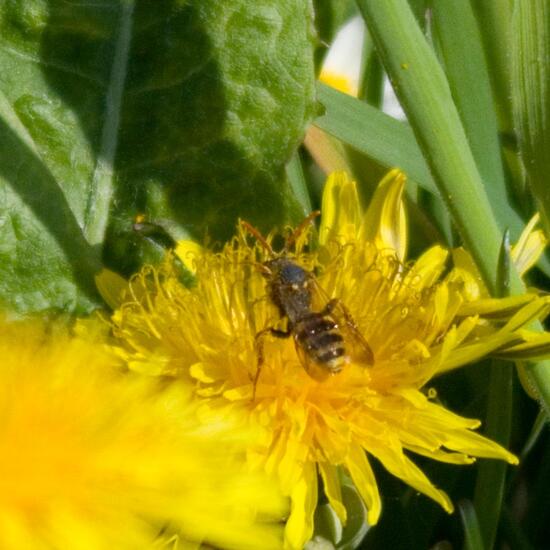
{"left": 322, "top": 299, "right": 374, "bottom": 364}
{"left": 270, "top": 328, "right": 293, "bottom": 338}
{"left": 252, "top": 326, "right": 291, "bottom": 399}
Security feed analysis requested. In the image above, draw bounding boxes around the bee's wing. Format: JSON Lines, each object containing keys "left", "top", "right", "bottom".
{"left": 292, "top": 333, "right": 332, "bottom": 382}
{"left": 308, "top": 277, "right": 375, "bottom": 366}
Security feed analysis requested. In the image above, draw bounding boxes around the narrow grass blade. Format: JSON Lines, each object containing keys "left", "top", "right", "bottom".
{"left": 355, "top": 0, "right": 550, "bottom": 415}
{"left": 431, "top": 0, "right": 522, "bottom": 238}
{"left": 358, "top": 28, "right": 383, "bottom": 107}
{"left": 458, "top": 500, "right": 485, "bottom": 550}
{"left": 315, "top": 83, "right": 437, "bottom": 195}
{"left": 511, "top": 1, "right": 550, "bottom": 238}
{"left": 356, "top": 0, "right": 502, "bottom": 287}
{"left": 520, "top": 409, "right": 548, "bottom": 461}
{"left": 470, "top": 1, "right": 514, "bottom": 132}
{"left": 472, "top": 361, "right": 512, "bottom": 549}
{"left": 471, "top": 0, "right": 526, "bottom": 202}
{"left": 473, "top": 233, "right": 513, "bottom": 550}
{"left": 286, "top": 152, "right": 313, "bottom": 215}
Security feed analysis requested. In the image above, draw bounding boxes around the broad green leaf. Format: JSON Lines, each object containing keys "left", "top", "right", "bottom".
{"left": 0, "top": 0, "right": 316, "bottom": 312}
{"left": 511, "top": 1, "right": 550, "bottom": 238}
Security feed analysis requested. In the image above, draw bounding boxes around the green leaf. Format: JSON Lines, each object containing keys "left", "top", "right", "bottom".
{"left": 356, "top": 0, "right": 503, "bottom": 287}
{"left": 473, "top": 233, "right": 513, "bottom": 550}
{"left": 311, "top": 476, "right": 370, "bottom": 549}
{"left": 458, "top": 500, "right": 486, "bottom": 550}
{"left": 511, "top": 1, "right": 550, "bottom": 237}
{"left": 358, "top": 27, "right": 383, "bottom": 107}
{"left": 286, "top": 152, "right": 313, "bottom": 216}
{"left": 0, "top": 97, "right": 101, "bottom": 313}
{"left": 520, "top": 410, "right": 548, "bottom": 461}
{"left": 337, "top": 484, "right": 370, "bottom": 550}
{"left": 314, "top": 79, "right": 524, "bottom": 248}
{"left": 470, "top": 0, "right": 526, "bottom": 203}
{"left": 0, "top": 0, "right": 316, "bottom": 312}
{"left": 431, "top": 1, "right": 523, "bottom": 239}
{"left": 314, "top": 83, "right": 438, "bottom": 195}
{"left": 312, "top": 84, "right": 453, "bottom": 248}
{"left": 470, "top": 0, "right": 515, "bottom": 134}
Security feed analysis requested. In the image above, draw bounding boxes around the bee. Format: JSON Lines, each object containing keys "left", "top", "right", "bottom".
{"left": 241, "top": 212, "right": 374, "bottom": 391}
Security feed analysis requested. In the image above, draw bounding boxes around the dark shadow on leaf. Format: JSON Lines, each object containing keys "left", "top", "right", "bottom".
{"left": 0, "top": 118, "right": 101, "bottom": 303}
{"left": 39, "top": 0, "right": 303, "bottom": 276}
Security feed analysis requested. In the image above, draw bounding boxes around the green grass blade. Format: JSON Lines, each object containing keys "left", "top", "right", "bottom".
{"left": 315, "top": 82, "right": 523, "bottom": 247}
{"left": 470, "top": 0, "right": 515, "bottom": 132}
{"left": 431, "top": 0, "right": 522, "bottom": 238}
{"left": 355, "top": 0, "right": 550, "bottom": 414}
{"left": 470, "top": 0, "right": 526, "bottom": 202}
{"left": 458, "top": 500, "right": 485, "bottom": 550}
{"left": 473, "top": 234, "right": 513, "bottom": 549}
{"left": 511, "top": 1, "right": 550, "bottom": 238}
{"left": 286, "top": 152, "right": 312, "bottom": 215}
{"left": 358, "top": 29, "right": 383, "bottom": 107}
{"left": 315, "top": 83, "right": 437, "bottom": 195}
{"left": 356, "top": 0, "right": 502, "bottom": 287}
{"left": 520, "top": 409, "right": 548, "bottom": 461}
{"left": 473, "top": 362, "right": 512, "bottom": 550}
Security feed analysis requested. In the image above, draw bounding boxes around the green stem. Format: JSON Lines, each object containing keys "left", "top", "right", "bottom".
{"left": 358, "top": 29, "right": 384, "bottom": 107}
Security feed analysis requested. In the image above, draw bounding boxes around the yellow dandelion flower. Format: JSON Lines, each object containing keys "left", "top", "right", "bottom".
{"left": 107, "top": 170, "right": 550, "bottom": 549}
{"left": 0, "top": 318, "right": 286, "bottom": 550}
{"left": 511, "top": 212, "right": 548, "bottom": 276}
{"left": 319, "top": 70, "right": 358, "bottom": 97}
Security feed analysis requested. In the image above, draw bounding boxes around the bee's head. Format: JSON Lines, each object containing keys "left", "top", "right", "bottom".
{"left": 264, "top": 258, "right": 308, "bottom": 285}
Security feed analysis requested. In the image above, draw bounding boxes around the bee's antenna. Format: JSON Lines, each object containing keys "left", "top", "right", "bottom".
{"left": 240, "top": 258, "right": 273, "bottom": 276}
{"left": 283, "top": 210, "right": 321, "bottom": 252}
{"left": 240, "top": 220, "right": 275, "bottom": 256}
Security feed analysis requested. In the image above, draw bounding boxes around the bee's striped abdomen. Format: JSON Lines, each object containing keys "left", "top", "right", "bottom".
{"left": 295, "top": 314, "right": 346, "bottom": 373}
